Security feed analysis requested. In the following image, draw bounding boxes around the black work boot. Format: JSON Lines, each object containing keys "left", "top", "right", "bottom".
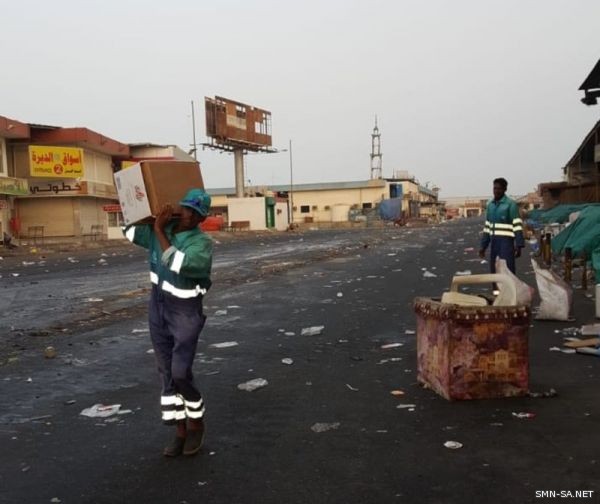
{"left": 163, "top": 435, "right": 186, "bottom": 457}
{"left": 183, "top": 419, "right": 205, "bottom": 456}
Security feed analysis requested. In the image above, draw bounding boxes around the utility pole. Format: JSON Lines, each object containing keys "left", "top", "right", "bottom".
{"left": 190, "top": 100, "right": 198, "bottom": 160}
{"left": 289, "top": 139, "right": 294, "bottom": 224}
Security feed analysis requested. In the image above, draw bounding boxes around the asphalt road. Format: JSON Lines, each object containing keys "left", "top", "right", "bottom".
{"left": 1, "top": 220, "right": 599, "bottom": 504}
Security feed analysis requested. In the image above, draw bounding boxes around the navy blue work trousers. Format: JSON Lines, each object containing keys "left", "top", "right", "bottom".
{"left": 489, "top": 237, "right": 516, "bottom": 274}
{"left": 149, "top": 286, "right": 206, "bottom": 424}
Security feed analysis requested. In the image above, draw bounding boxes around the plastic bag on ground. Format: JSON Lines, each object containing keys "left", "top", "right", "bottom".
{"left": 496, "top": 258, "right": 534, "bottom": 306}
{"left": 531, "top": 259, "right": 573, "bottom": 321}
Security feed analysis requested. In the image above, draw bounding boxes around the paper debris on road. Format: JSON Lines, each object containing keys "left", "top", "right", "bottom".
{"left": 404, "top": 329, "right": 416, "bottom": 335}
{"left": 237, "top": 378, "right": 268, "bottom": 392}
{"left": 284, "top": 332, "right": 296, "bottom": 336}
{"left": 423, "top": 270, "right": 437, "bottom": 278}
{"left": 455, "top": 270, "right": 472, "bottom": 276}
{"left": 80, "top": 404, "right": 124, "bottom": 418}
{"left": 345, "top": 383, "right": 359, "bottom": 391}
{"left": 214, "top": 310, "right": 228, "bottom": 316}
{"left": 311, "top": 422, "right": 341, "bottom": 433}
{"left": 444, "top": 441, "right": 463, "bottom": 449}
{"left": 390, "top": 390, "right": 405, "bottom": 396}
{"left": 301, "top": 326, "right": 325, "bottom": 336}
{"left": 209, "top": 341, "right": 239, "bottom": 349}
{"left": 132, "top": 328, "right": 150, "bottom": 333}
{"left": 84, "top": 298, "right": 103, "bottom": 303}
{"left": 281, "top": 358, "right": 294, "bottom": 365}
{"left": 396, "top": 403, "right": 416, "bottom": 409}
{"left": 381, "top": 343, "right": 403, "bottom": 349}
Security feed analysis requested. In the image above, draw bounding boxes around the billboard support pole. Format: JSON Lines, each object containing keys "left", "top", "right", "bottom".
{"left": 234, "top": 148, "right": 245, "bottom": 198}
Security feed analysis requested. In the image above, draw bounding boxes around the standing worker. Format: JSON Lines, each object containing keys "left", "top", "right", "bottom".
{"left": 478, "top": 177, "right": 524, "bottom": 275}
{"left": 125, "top": 188, "right": 213, "bottom": 457}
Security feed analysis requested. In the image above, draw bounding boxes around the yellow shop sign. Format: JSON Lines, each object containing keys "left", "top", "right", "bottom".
{"left": 29, "top": 146, "right": 84, "bottom": 178}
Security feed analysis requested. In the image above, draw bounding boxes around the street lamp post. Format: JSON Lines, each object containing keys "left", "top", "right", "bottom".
{"left": 288, "top": 139, "right": 294, "bottom": 226}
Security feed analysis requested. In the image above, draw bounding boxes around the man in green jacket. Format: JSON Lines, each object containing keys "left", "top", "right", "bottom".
{"left": 125, "top": 188, "right": 212, "bottom": 457}
{"left": 478, "top": 177, "right": 524, "bottom": 274}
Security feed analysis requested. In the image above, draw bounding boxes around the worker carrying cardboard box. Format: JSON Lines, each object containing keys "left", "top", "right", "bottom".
{"left": 125, "top": 188, "right": 212, "bottom": 457}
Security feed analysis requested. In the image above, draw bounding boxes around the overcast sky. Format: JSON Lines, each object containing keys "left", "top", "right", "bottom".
{"left": 2, "top": 0, "right": 600, "bottom": 197}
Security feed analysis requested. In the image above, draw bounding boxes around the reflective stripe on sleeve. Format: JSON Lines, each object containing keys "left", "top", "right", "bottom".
{"left": 492, "top": 223, "right": 513, "bottom": 230}
{"left": 150, "top": 271, "right": 159, "bottom": 284}
{"left": 512, "top": 218, "right": 523, "bottom": 225}
{"left": 513, "top": 226, "right": 523, "bottom": 232}
{"left": 170, "top": 250, "right": 185, "bottom": 274}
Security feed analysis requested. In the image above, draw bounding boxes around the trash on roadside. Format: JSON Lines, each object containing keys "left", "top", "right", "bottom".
{"left": 301, "top": 326, "right": 324, "bottom": 336}
{"left": 284, "top": 332, "right": 295, "bottom": 336}
{"left": 237, "top": 378, "right": 268, "bottom": 392}
{"left": 423, "top": 270, "right": 437, "bottom": 278}
{"left": 80, "top": 404, "right": 124, "bottom": 418}
{"left": 527, "top": 388, "right": 557, "bottom": 399}
{"left": 22, "top": 261, "right": 35, "bottom": 266}
{"left": 377, "top": 357, "right": 403, "bottom": 364}
{"left": 311, "top": 422, "right": 340, "bottom": 433}
{"left": 497, "top": 258, "right": 534, "bottom": 305}
{"left": 444, "top": 441, "right": 463, "bottom": 449}
{"left": 214, "top": 310, "right": 228, "bottom": 316}
{"left": 44, "top": 346, "right": 57, "bottom": 359}
{"left": 531, "top": 259, "right": 572, "bottom": 321}
{"left": 345, "top": 383, "right": 358, "bottom": 391}
{"left": 581, "top": 323, "right": 600, "bottom": 336}
{"left": 281, "top": 358, "right": 294, "bottom": 365}
{"left": 209, "top": 341, "right": 239, "bottom": 349}
{"left": 131, "top": 328, "right": 150, "bottom": 334}
{"left": 404, "top": 329, "right": 415, "bottom": 335}
{"left": 381, "top": 343, "right": 403, "bottom": 349}
{"left": 390, "top": 390, "right": 405, "bottom": 396}
{"left": 146, "top": 349, "right": 154, "bottom": 354}
{"left": 396, "top": 403, "right": 416, "bottom": 410}
{"left": 455, "top": 270, "right": 472, "bottom": 276}
{"left": 84, "top": 298, "right": 103, "bottom": 303}
{"left": 512, "top": 412, "right": 536, "bottom": 419}
{"left": 337, "top": 292, "right": 343, "bottom": 298}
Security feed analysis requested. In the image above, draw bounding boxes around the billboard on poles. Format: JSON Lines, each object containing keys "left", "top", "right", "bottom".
{"left": 204, "top": 96, "right": 272, "bottom": 151}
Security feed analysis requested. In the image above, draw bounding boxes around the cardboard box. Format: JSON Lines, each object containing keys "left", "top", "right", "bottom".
{"left": 114, "top": 161, "right": 204, "bottom": 225}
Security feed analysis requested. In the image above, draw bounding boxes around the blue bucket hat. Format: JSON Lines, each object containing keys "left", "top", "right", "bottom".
{"left": 180, "top": 188, "right": 211, "bottom": 217}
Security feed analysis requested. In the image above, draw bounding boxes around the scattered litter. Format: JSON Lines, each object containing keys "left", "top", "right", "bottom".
{"left": 80, "top": 404, "right": 124, "bottom": 418}
{"left": 281, "top": 358, "right": 294, "bottom": 365}
{"left": 444, "top": 441, "right": 463, "bottom": 450}
{"left": 67, "top": 257, "right": 79, "bottom": 263}
{"left": 284, "top": 332, "right": 295, "bottom": 336}
{"left": 581, "top": 324, "right": 600, "bottom": 336}
{"left": 11, "top": 273, "right": 20, "bottom": 277}
{"left": 560, "top": 348, "right": 577, "bottom": 354}
{"left": 132, "top": 328, "right": 150, "bottom": 333}
{"left": 237, "top": 378, "right": 268, "bottom": 392}
{"left": 214, "top": 310, "right": 228, "bottom": 316}
{"left": 576, "top": 347, "right": 600, "bottom": 357}
{"left": 377, "top": 357, "right": 403, "bottom": 364}
{"left": 84, "top": 298, "right": 103, "bottom": 303}
{"left": 278, "top": 329, "right": 285, "bottom": 333}
{"left": 512, "top": 412, "right": 536, "bottom": 419}
{"left": 227, "top": 305, "right": 241, "bottom": 309}
{"left": 146, "top": 349, "right": 155, "bottom": 354}
{"left": 404, "top": 329, "right": 415, "bottom": 335}
{"left": 549, "top": 347, "right": 561, "bottom": 352}
{"left": 22, "top": 261, "right": 35, "bottom": 266}
{"left": 336, "top": 292, "right": 343, "bottom": 298}
{"left": 26, "top": 377, "right": 32, "bottom": 383}
{"left": 197, "top": 481, "right": 208, "bottom": 487}
{"left": 345, "top": 383, "right": 359, "bottom": 391}
{"left": 64, "top": 400, "right": 76, "bottom": 405}
{"left": 44, "top": 346, "right": 57, "bottom": 359}
{"left": 455, "top": 270, "right": 472, "bottom": 276}
{"left": 98, "top": 258, "right": 107, "bottom": 264}
{"left": 532, "top": 259, "right": 572, "bottom": 321}
{"left": 387, "top": 253, "right": 397, "bottom": 256}
{"left": 396, "top": 403, "right": 416, "bottom": 410}
{"left": 381, "top": 343, "right": 403, "bottom": 349}
{"left": 490, "top": 422, "right": 504, "bottom": 427}
{"left": 311, "top": 422, "right": 340, "bottom": 433}
{"left": 464, "top": 247, "right": 475, "bottom": 252}
{"left": 423, "top": 270, "right": 437, "bottom": 278}
{"left": 527, "top": 389, "right": 557, "bottom": 399}
{"left": 301, "top": 326, "right": 325, "bottom": 336}
{"left": 564, "top": 338, "right": 599, "bottom": 349}
{"left": 50, "top": 499, "right": 62, "bottom": 503}
{"left": 209, "top": 341, "right": 239, "bottom": 349}
{"left": 390, "top": 390, "right": 405, "bottom": 396}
